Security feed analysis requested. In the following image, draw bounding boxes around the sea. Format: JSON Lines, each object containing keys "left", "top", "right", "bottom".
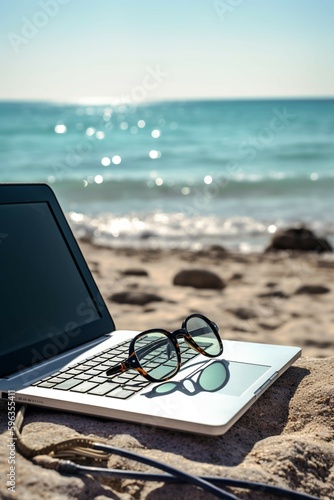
{"left": 1, "top": 98, "right": 334, "bottom": 252}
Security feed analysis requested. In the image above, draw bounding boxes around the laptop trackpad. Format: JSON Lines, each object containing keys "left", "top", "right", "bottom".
{"left": 222, "top": 361, "right": 271, "bottom": 396}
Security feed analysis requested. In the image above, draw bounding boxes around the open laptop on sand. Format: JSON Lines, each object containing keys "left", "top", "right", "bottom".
{"left": 0, "top": 184, "right": 301, "bottom": 435}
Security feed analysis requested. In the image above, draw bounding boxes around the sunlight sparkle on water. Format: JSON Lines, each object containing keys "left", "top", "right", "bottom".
{"left": 101, "top": 157, "right": 111, "bottom": 166}
{"left": 70, "top": 212, "right": 84, "bottom": 222}
{"left": 54, "top": 124, "right": 67, "bottom": 134}
{"left": 268, "top": 225, "right": 277, "bottom": 234}
{"left": 96, "top": 131, "right": 105, "bottom": 140}
{"left": 86, "top": 127, "right": 95, "bottom": 136}
{"left": 155, "top": 178, "right": 163, "bottom": 186}
{"left": 94, "top": 175, "right": 103, "bottom": 184}
{"left": 204, "top": 175, "right": 213, "bottom": 184}
{"left": 137, "top": 120, "right": 146, "bottom": 128}
{"left": 103, "top": 109, "right": 112, "bottom": 121}
{"left": 151, "top": 129, "right": 161, "bottom": 138}
{"left": 112, "top": 155, "right": 122, "bottom": 165}
{"left": 149, "top": 150, "right": 161, "bottom": 159}
{"left": 310, "top": 172, "right": 318, "bottom": 181}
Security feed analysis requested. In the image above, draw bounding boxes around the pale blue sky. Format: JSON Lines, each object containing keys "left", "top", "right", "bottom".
{"left": 1, "top": 0, "right": 333, "bottom": 102}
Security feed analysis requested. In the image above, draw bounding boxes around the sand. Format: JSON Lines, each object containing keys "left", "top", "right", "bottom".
{"left": 80, "top": 242, "right": 334, "bottom": 358}
{"left": 0, "top": 243, "right": 333, "bottom": 499}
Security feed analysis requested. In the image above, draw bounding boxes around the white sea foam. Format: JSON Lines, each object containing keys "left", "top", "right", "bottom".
{"left": 67, "top": 210, "right": 314, "bottom": 252}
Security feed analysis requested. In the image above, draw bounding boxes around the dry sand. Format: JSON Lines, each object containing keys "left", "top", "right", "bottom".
{"left": 0, "top": 243, "right": 333, "bottom": 499}
{"left": 80, "top": 242, "right": 334, "bottom": 359}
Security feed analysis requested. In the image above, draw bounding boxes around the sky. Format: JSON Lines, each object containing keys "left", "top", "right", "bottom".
{"left": 1, "top": 0, "right": 334, "bottom": 103}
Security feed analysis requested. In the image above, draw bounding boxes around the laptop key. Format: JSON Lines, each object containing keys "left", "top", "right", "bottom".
{"left": 131, "top": 385, "right": 149, "bottom": 393}
{"left": 118, "top": 372, "right": 139, "bottom": 380}
{"left": 125, "top": 379, "right": 150, "bottom": 388}
{"left": 65, "top": 368, "right": 82, "bottom": 375}
{"left": 106, "top": 387, "right": 135, "bottom": 399}
{"left": 92, "top": 355, "right": 111, "bottom": 363}
{"left": 106, "top": 354, "right": 125, "bottom": 361}
{"left": 76, "top": 363, "right": 94, "bottom": 370}
{"left": 84, "top": 368, "right": 103, "bottom": 376}
{"left": 89, "top": 376, "right": 107, "bottom": 383}
{"left": 75, "top": 373, "right": 92, "bottom": 381}
{"left": 45, "top": 376, "right": 69, "bottom": 384}
{"left": 56, "top": 372, "right": 75, "bottom": 380}
{"left": 83, "top": 360, "right": 100, "bottom": 367}
{"left": 88, "top": 382, "right": 118, "bottom": 395}
{"left": 107, "top": 375, "right": 126, "bottom": 385}
{"left": 71, "top": 381, "right": 99, "bottom": 393}
{"left": 37, "top": 381, "right": 57, "bottom": 388}
{"left": 98, "top": 363, "right": 115, "bottom": 370}
{"left": 54, "top": 379, "right": 82, "bottom": 390}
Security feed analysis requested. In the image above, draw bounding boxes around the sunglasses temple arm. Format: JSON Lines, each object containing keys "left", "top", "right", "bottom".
{"left": 106, "top": 360, "right": 130, "bottom": 377}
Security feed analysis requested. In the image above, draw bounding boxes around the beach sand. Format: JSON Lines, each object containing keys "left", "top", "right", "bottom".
{"left": 79, "top": 241, "right": 334, "bottom": 359}
{"left": 0, "top": 243, "right": 333, "bottom": 499}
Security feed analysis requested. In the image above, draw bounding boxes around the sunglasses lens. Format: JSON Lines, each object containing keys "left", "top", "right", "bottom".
{"left": 185, "top": 316, "right": 221, "bottom": 356}
{"left": 134, "top": 331, "right": 178, "bottom": 381}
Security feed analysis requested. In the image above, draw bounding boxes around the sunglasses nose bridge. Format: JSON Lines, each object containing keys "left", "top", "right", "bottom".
{"left": 173, "top": 328, "right": 200, "bottom": 353}
{"left": 174, "top": 327, "right": 187, "bottom": 336}
{"left": 172, "top": 327, "right": 188, "bottom": 343}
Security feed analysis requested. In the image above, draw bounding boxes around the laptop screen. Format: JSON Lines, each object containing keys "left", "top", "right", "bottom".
{"left": 0, "top": 188, "right": 114, "bottom": 377}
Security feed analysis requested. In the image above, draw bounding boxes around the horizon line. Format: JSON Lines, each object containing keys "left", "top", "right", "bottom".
{"left": 1, "top": 94, "right": 334, "bottom": 107}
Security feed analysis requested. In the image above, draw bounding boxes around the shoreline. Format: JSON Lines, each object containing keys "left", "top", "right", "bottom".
{"left": 78, "top": 240, "right": 334, "bottom": 359}
{"left": 67, "top": 209, "right": 334, "bottom": 255}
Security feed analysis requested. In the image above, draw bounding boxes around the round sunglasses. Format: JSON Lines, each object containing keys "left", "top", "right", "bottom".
{"left": 106, "top": 313, "right": 223, "bottom": 383}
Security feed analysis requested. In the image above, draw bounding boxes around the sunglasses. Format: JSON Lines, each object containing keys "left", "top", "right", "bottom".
{"left": 106, "top": 313, "right": 223, "bottom": 383}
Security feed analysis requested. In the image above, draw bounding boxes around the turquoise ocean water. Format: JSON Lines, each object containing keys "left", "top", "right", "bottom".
{"left": 1, "top": 98, "right": 334, "bottom": 251}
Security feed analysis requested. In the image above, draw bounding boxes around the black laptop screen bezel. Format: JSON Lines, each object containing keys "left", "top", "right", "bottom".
{"left": 0, "top": 183, "right": 116, "bottom": 377}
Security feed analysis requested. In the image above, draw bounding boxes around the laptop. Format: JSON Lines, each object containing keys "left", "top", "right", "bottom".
{"left": 0, "top": 183, "right": 301, "bottom": 435}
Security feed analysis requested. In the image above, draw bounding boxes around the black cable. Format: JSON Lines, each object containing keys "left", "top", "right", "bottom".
{"left": 92, "top": 442, "right": 238, "bottom": 499}
{"left": 18, "top": 399, "right": 320, "bottom": 500}
{"left": 54, "top": 460, "right": 320, "bottom": 500}
{"left": 91, "top": 443, "right": 319, "bottom": 500}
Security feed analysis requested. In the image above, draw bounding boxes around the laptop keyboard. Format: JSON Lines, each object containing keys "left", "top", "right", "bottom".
{"left": 32, "top": 339, "right": 199, "bottom": 399}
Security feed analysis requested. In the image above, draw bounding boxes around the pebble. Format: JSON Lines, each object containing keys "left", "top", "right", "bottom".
{"left": 295, "top": 284, "right": 331, "bottom": 295}
{"left": 265, "top": 227, "right": 332, "bottom": 253}
{"left": 227, "top": 307, "right": 258, "bottom": 320}
{"left": 173, "top": 269, "right": 225, "bottom": 290}
{"left": 121, "top": 268, "right": 149, "bottom": 277}
{"left": 109, "top": 291, "right": 163, "bottom": 305}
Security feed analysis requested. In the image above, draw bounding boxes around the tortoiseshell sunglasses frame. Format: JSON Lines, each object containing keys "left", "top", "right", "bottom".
{"left": 106, "top": 313, "right": 223, "bottom": 383}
